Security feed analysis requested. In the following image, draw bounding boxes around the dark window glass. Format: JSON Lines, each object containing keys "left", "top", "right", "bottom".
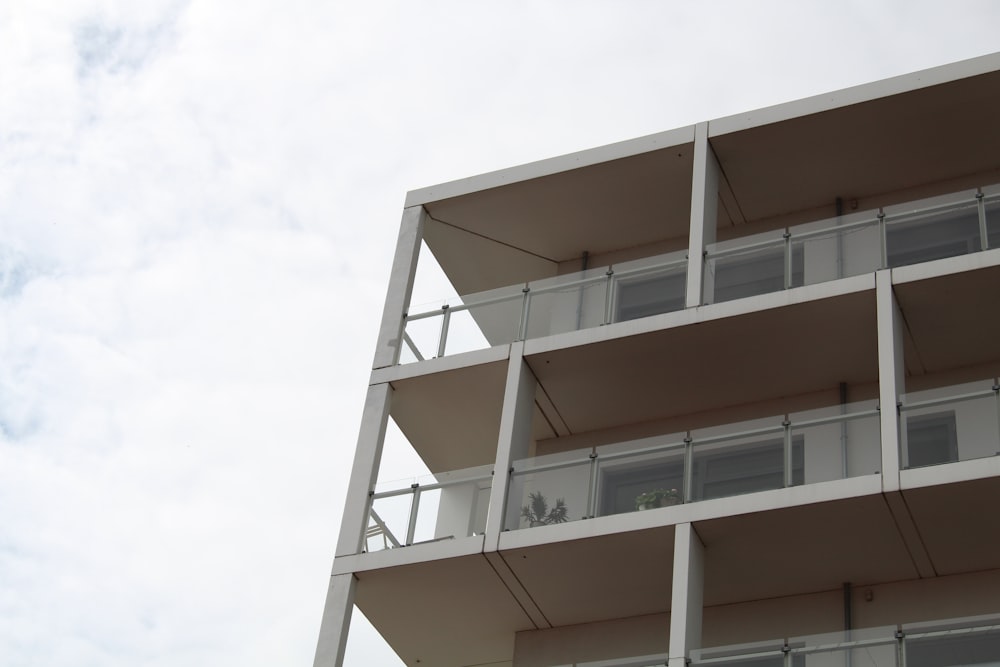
{"left": 599, "top": 460, "right": 683, "bottom": 516}
{"left": 713, "top": 245, "right": 804, "bottom": 304}
{"left": 905, "top": 412, "right": 958, "bottom": 468}
{"left": 615, "top": 272, "right": 686, "bottom": 322}
{"left": 886, "top": 208, "right": 981, "bottom": 268}
{"left": 907, "top": 628, "right": 1000, "bottom": 667}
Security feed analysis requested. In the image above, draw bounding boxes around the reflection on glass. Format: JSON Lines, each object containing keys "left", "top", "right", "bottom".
{"left": 886, "top": 200, "right": 981, "bottom": 268}
{"left": 900, "top": 380, "right": 1000, "bottom": 470}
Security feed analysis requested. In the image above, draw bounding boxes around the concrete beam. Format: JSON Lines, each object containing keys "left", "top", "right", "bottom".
{"left": 687, "top": 122, "right": 720, "bottom": 308}
{"left": 373, "top": 206, "right": 425, "bottom": 369}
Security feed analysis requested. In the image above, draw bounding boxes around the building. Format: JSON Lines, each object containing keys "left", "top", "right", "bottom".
{"left": 314, "top": 53, "right": 1000, "bottom": 667}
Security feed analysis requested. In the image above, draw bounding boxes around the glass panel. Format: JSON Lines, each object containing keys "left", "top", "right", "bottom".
{"left": 442, "top": 291, "right": 521, "bottom": 356}
{"left": 986, "top": 197, "right": 1000, "bottom": 250}
{"left": 790, "top": 626, "right": 898, "bottom": 667}
{"left": 791, "top": 212, "right": 882, "bottom": 285}
{"left": 791, "top": 400, "right": 881, "bottom": 484}
{"left": 424, "top": 466, "right": 493, "bottom": 540}
{"left": 507, "top": 450, "right": 592, "bottom": 530}
{"left": 595, "top": 435, "right": 686, "bottom": 516}
{"left": 690, "top": 417, "right": 794, "bottom": 501}
{"left": 613, "top": 264, "right": 686, "bottom": 323}
{"left": 885, "top": 199, "right": 981, "bottom": 268}
{"left": 900, "top": 380, "right": 1000, "bottom": 469}
{"left": 690, "top": 638, "right": 786, "bottom": 667}
{"left": 524, "top": 267, "right": 608, "bottom": 339}
{"left": 368, "top": 464, "right": 493, "bottom": 550}
{"left": 705, "top": 230, "right": 799, "bottom": 304}
{"left": 907, "top": 626, "right": 1000, "bottom": 667}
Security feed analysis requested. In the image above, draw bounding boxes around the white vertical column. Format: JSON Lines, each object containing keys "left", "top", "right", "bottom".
{"left": 335, "top": 382, "right": 392, "bottom": 557}
{"left": 485, "top": 342, "right": 537, "bottom": 550}
{"left": 686, "top": 122, "right": 720, "bottom": 308}
{"left": 668, "top": 522, "right": 705, "bottom": 667}
{"left": 313, "top": 573, "right": 357, "bottom": 667}
{"left": 372, "top": 205, "right": 426, "bottom": 369}
{"left": 876, "top": 270, "right": 904, "bottom": 492}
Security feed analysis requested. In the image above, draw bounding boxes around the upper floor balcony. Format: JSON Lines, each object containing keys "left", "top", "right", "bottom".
{"left": 400, "top": 184, "right": 1000, "bottom": 365}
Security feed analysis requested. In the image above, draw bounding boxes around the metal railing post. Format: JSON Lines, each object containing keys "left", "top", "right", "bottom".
{"left": 436, "top": 305, "right": 451, "bottom": 358}
{"left": 587, "top": 451, "right": 599, "bottom": 519}
{"left": 603, "top": 267, "right": 615, "bottom": 325}
{"left": 978, "top": 190, "right": 989, "bottom": 251}
{"left": 783, "top": 416, "right": 793, "bottom": 487}
{"left": 405, "top": 484, "right": 421, "bottom": 546}
{"left": 683, "top": 433, "right": 694, "bottom": 503}
{"left": 878, "top": 209, "right": 888, "bottom": 268}
{"left": 783, "top": 229, "right": 793, "bottom": 289}
{"left": 517, "top": 283, "right": 531, "bottom": 341}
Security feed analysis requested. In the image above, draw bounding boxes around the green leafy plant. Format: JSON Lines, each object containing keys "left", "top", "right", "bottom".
{"left": 635, "top": 488, "right": 681, "bottom": 510}
{"left": 521, "top": 491, "right": 569, "bottom": 526}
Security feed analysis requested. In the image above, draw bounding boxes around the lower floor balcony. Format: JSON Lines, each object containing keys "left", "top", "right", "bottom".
{"left": 690, "top": 614, "right": 1000, "bottom": 667}
{"left": 359, "top": 378, "right": 1000, "bottom": 554}
{"left": 505, "top": 399, "right": 881, "bottom": 531}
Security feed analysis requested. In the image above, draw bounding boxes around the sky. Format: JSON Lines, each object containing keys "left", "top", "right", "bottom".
{"left": 1, "top": 2, "right": 999, "bottom": 666}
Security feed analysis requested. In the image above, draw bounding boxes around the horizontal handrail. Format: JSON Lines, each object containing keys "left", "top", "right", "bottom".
{"left": 405, "top": 254, "right": 687, "bottom": 321}
{"left": 900, "top": 386, "right": 997, "bottom": 413}
{"left": 372, "top": 472, "right": 492, "bottom": 500}
{"left": 512, "top": 408, "right": 877, "bottom": 473}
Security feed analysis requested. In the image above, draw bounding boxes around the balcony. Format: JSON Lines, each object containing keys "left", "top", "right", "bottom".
{"left": 400, "top": 249, "right": 687, "bottom": 364}
{"left": 364, "top": 463, "right": 493, "bottom": 553}
{"left": 505, "top": 399, "right": 880, "bottom": 531}
{"left": 704, "top": 185, "right": 1000, "bottom": 305}
{"left": 690, "top": 614, "right": 1000, "bottom": 667}
{"left": 401, "top": 184, "right": 1000, "bottom": 366}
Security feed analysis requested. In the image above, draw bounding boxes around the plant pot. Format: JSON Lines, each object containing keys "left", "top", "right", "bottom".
{"left": 529, "top": 520, "right": 545, "bottom": 527}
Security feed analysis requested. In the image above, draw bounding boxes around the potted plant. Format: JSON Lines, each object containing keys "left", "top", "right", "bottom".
{"left": 521, "top": 491, "right": 569, "bottom": 527}
{"left": 635, "top": 488, "right": 682, "bottom": 511}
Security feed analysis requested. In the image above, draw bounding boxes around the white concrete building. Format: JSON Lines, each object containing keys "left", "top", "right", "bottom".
{"left": 315, "top": 53, "right": 1000, "bottom": 667}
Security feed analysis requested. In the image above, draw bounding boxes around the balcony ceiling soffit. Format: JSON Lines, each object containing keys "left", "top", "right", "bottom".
{"left": 697, "top": 496, "right": 918, "bottom": 606}
{"left": 894, "top": 263, "right": 1000, "bottom": 376}
{"left": 355, "top": 554, "right": 534, "bottom": 667}
{"left": 390, "top": 360, "right": 507, "bottom": 473}
{"left": 526, "top": 291, "right": 878, "bottom": 435}
{"left": 712, "top": 71, "right": 1000, "bottom": 226}
{"left": 423, "top": 147, "right": 694, "bottom": 294}
{"left": 901, "top": 476, "right": 1000, "bottom": 576}
{"left": 500, "top": 527, "right": 676, "bottom": 627}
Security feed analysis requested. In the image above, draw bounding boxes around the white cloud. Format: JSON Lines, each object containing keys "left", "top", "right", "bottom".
{"left": 1, "top": 1, "right": 999, "bottom": 665}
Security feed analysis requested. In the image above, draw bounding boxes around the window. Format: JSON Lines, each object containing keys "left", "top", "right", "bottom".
{"left": 614, "top": 271, "right": 686, "bottom": 323}
{"left": 904, "top": 412, "right": 958, "bottom": 468}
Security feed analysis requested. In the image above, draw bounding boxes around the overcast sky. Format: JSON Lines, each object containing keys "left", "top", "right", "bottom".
{"left": 2, "top": 2, "right": 999, "bottom": 666}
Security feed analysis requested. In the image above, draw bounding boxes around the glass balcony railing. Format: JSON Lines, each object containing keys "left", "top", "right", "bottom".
{"left": 364, "top": 464, "right": 493, "bottom": 553}
{"left": 504, "top": 400, "right": 880, "bottom": 531}
{"left": 899, "top": 379, "right": 1000, "bottom": 470}
{"left": 689, "top": 614, "right": 1000, "bottom": 667}
{"left": 399, "top": 250, "right": 688, "bottom": 364}
{"left": 573, "top": 655, "right": 669, "bottom": 667}
{"left": 704, "top": 186, "right": 1000, "bottom": 305}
